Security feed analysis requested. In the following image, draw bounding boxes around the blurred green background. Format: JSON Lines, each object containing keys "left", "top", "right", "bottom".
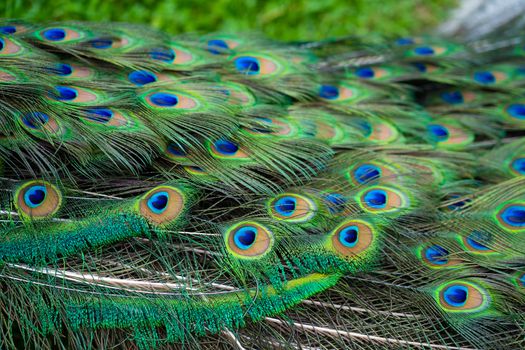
{"left": 1, "top": 0, "right": 456, "bottom": 40}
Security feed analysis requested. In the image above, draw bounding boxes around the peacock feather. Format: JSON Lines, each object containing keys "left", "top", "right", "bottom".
{"left": 0, "top": 17, "right": 524, "bottom": 350}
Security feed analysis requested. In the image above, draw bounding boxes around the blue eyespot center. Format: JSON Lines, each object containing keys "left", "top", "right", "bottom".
{"left": 354, "top": 164, "right": 381, "bottom": 184}
{"left": 0, "top": 38, "right": 4, "bottom": 51}
{"left": 425, "top": 245, "right": 449, "bottom": 265}
{"left": 167, "top": 143, "right": 187, "bottom": 156}
{"left": 355, "top": 67, "right": 374, "bottom": 78}
{"left": 324, "top": 193, "right": 346, "bottom": 214}
{"left": 412, "top": 62, "right": 427, "bottom": 72}
{"left": 208, "top": 39, "right": 229, "bottom": 55}
{"left": 339, "top": 226, "right": 359, "bottom": 248}
{"left": 43, "top": 28, "right": 66, "bottom": 41}
{"left": 474, "top": 71, "right": 495, "bottom": 84}
{"left": 234, "top": 226, "right": 257, "bottom": 249}
{"left": 466, "top": 231, "right": 491, "bottom": 251}
{"left": 234, "top": 56, "right": 260, "bottom": 75}
{"left": 150, "top": 48, "right": 175, "bottom": 62}
{"left": 414, "top": 46, "right": 435, "bottom": 56}
{"left": 443, "top": 285, "right": 468, "bottom": 307}
{"left": 90, "top": 38, "right": 113, "bottom": 49}
{"left": 128, "top": 70, "right": 157, "bottom": 86}
{"left": 147, "top": 192, "right": 169, "bottom": 214}
{"left": 364, "top": 189, "right": 387, "bottom": 209}
{"left": 396, "top": 37, "right": 414, "bottom": 46}
{"left": 501, "top": 205, "right": 525, "bottom": 227}
{"left": 24, "top": 185, "right": 47, "bottom": 208}
{"left": 441, "top": 91, "right": 464, "bottom": 105}
{"left": 52, "top": 86, "right": 77, "bottom": 101}
{"left": 214, "top": 140, "right": 238, "bottom": 155}
{"left": 274, "top": 196, "right": 297, "bottom": 216}
{"left": 85, "top": 108, "right": 113, "bottom": 123}
{"left": 507, "top": 104, "right": 525, "bottom": 119}
{"left": 319, "top": 85, "right": 339, "bottom": 100}
{"left": 51, "top": 63, "right": 73, "bottom": 76}
{"left": 428, "top": 124, "right": 449, "bottom": 142}
{"left": 0, "top": 26, "right": 17, "bottom": 34}
{"left": 511, "top": 158, "right": 525, "bottom": 174}
{"left": 150, "top": 92, "right": 178, "bottom": 107}
{"left": 22, "top": 112, "right": 49, "bottom": 129}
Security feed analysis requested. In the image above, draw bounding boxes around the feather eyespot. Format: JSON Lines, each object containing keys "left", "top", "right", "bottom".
{"left": 83, "top": 108, "right": 129, "bottom": 127}
{"left": 210, "top": 139, "right": 249, "bottom": 159}
{"left": 128, "top": 70, "right": 157, "bottom": 86}
{"left": 462, "top": 231, "right": 495, "bottom": 254}
{"left": 436, "top": 281, "right": 489, "bottom": 312}
{"left": 233, "top": 54, "right": 282, "bottom": 76}
{"left": 15, "top": 181, "right": 62, "bottom": 219}
{"left": 427, "top": 123, "right": 473, "bottom": 149}
{"left": 39, "top": 27, "right": 83, "bottom": 42}
{"left": 19, "top": 112, "right": 63, "bottom": 137}
{"left": 323, "top": 193, "right": 347, "bottom": 214}
{"left": 225, "top": 222, "right": 273, "bottom": 259}
{"left": 496, "top": 203, "right": 525, "bottom": 231}
{"left": 0, "top": 26, "right": 17, "bottom": 34}
{"left": 328, "top": 220, "right": 375, "bottom": 258}
{"left": 269, "top": 194, "right": 316, "bottom": 222}
{"left": 351, "top": 164, "right": 382, "bottom": 184}
{"left": 420, "top": 244, "right": 461, "bottom": 268}
{"left": 358, "top": 186, "right": 409, "bottom": 213}
{"left": 510, "top": 157, "right": 525, "bottom": 176}
{"left": 506, "top": 104, "right": 525, "bottom": 120}
{"left": 144, "top": 91, "right": 199, "bottom": 110}
{"left": 165, "top": 143, "right": 190, "bottom": 163}
{"left": 49, "top": 86, "right": 99, "bottom": 104}
{"left": 207, "top": 39, "right": 229, "bottom": 54}
{"left": 138, "top": 186, "right": 185, "bottom": 225}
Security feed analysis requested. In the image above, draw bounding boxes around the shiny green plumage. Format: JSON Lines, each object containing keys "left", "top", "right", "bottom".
{"left": 0, "top": 20, "right": 524, "bottom": 350}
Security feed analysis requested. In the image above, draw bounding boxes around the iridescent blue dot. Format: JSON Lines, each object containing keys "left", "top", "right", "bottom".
{"left": 364, "top": 189, "right": 387, "bottom": 209}
{"left": 414, "top": 46, "right": 435, "bottom": 56}
{"left": 22, "top": 112, "right": 49, "bottom": 129}
{"left": 52, "top": 86, "right": 77, "bottom": 101}
{"left": 506, "top": 104, "right": 525, "bottom": 120}
{"left": 319, "top": 85, "right": 339, "bottom": 99}
{"left": 274, "top": 196, "right": 297, "bottom": 216}
{"left": 208, "top": 39, "right": 228, "bottom": 55}
{"left": 396, "top": 37, "right": 414, "bottom": 46}
{"left": 167, "top": 143, "right": 187, "bottom": 156}
{"left": 128, "top": 70, "right": 157, "bottom": 86}
{"left": 427, "top": 124, "right": 449, "bottom": 142}
{"left": 466, "top": 231, "right": 491, "bottom": 251}
{"left": 324, "top": 193, "right": 346, "bottom": 214}
{"left": 85, "top": 108, "right": 113, "bottom": 123}
{"left": 147, "top": 191, "right": 169, "bottom": 214}
{"left": 443, "top": 285, "right": 468, "bottom": 307}
{"left": 150, "top": 92, "right": 178, "bottom": 107}
{"left": 150, "top": 48, "right": 175, "bottom": 62}
{"left": 424, "top": 245, "right": 449, "bottom": 265}
{"left": 355, "top": 67, "right": 374, "bottom": 78}
{"left": 234, "top": 57, "right": 260, "bottom": 75}
{"left": 354, "top": 164, "right": 381, "bottom": 184}
{"left": 511, "top": 158, "right": 525, "bottom": 175}
{"left": 50, "top": 63, "right": 73, "bottom": 76}
{"left": 474, "top": 71, "right": 495, "bottom": 84}
{"left": 90, "top": 38, "right": 113, "bottom": 49}
{"left": 339, "top": 226, "right": 359, "bottom": 248}
{"left": 0, "top": 26, "right": 17, "bottom": 34}
{"left": 412, "top": 62, "right": 427, "bottom": 72}
{"left": 441, "top": 91, "right": 464, "bottom": 105}
{"left": 24, "top": 185, "right": 47, "bottom": 208}
{"left": 500, "top": 205, "right": 525, "bottom": 227}
{"left": 43, "top": 28, "right": 66, "bottom": 41}
{"left": 214, "top": 140, "right": 238, "bottom": 155}
{"left": 233, "top": 226, "right": 257, "bottom": 250}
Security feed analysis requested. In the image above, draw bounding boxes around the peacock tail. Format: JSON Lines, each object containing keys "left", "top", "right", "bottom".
{"left": 0, "top": 18, "right": 524, "bottom": 350}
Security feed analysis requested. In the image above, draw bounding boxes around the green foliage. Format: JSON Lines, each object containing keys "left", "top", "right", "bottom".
{"left": 1, "top": 0, "right": 456, "bottom": 40}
